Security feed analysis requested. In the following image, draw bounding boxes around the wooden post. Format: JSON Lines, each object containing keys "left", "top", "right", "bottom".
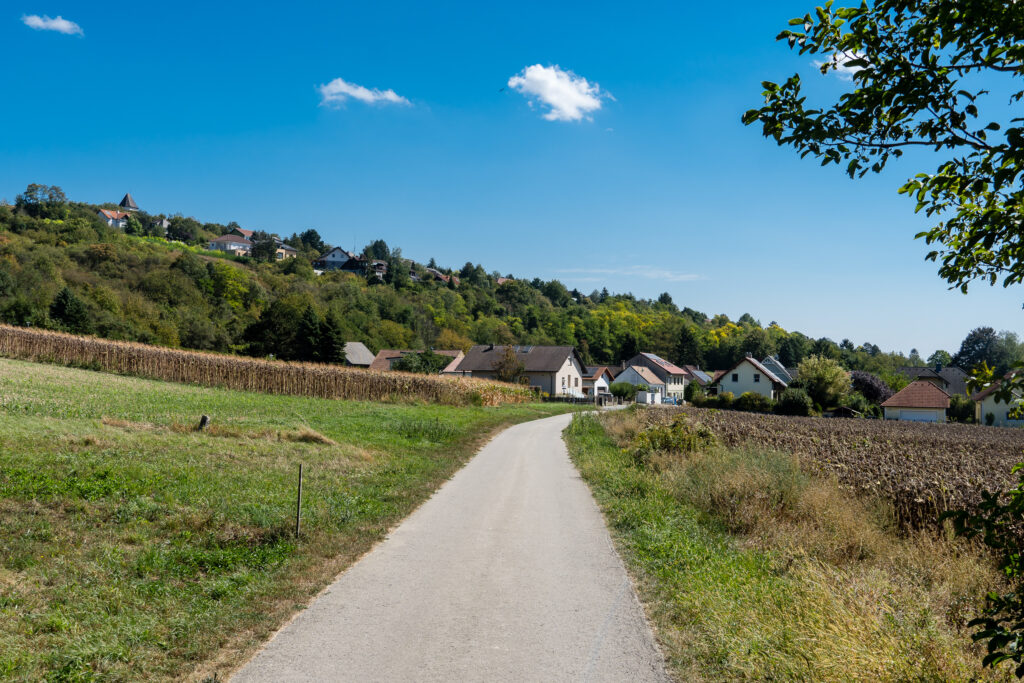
{"left": 295, "top": 463, "right": 303, "bottom": 538}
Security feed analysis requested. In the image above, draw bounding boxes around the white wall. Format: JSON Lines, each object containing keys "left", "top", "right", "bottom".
{"left": 884, "top": 407, "right": 945, "bottom": 423}
{"left": 718, "top": 359, "right": 777, "bottom": 399}
{"left": 977, "top": 395, "right": 1024, "bottom": 427}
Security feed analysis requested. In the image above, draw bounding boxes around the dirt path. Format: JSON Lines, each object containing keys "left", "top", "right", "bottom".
{"left": 233, "top": 413, "right": 667, "bottom": 682}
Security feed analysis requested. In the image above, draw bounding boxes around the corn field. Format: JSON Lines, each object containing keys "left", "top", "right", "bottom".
{"left": 0, "top": 325, "right": 531, "bottom": 406}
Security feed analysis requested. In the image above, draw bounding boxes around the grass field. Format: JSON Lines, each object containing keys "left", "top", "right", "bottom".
{"left": 565, "top": 409, "right": 1011, "bottom": 682}
{"left": 0, "top": 357, "right": 572, "bottom": 681}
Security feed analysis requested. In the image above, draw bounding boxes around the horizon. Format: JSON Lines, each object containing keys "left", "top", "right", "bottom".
{"left": 2, "top": 1, "right": 1021, "bottom": 357}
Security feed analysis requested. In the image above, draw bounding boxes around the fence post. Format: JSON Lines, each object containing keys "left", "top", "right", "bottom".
{"left": 295, "top": 463, "right": 303, "bottom": 538}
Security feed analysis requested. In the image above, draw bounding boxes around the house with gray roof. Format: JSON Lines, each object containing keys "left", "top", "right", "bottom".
{"left": 711, "top": 354, "right": 788, "bottom": 400}
{"left": 456, "top": 345, "right": 587, "bottom": 397}
{"left": 760, "top": 355, "right": 794, "bottom": 384}
{"left": 623, "top": 352, "right": 689, "bottom": 400}
{"left": 342, "top": 341, "right": 375, "bottom": 367}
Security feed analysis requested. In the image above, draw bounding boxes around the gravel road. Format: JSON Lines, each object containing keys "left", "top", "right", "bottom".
{"left": 233, "top": 413, "right": 667, "bottom": 682}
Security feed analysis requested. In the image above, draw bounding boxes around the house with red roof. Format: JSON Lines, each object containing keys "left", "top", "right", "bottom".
{"left": 97, "top": 209, "right": 129, "bottom": 229}
{"left": 881, "top": 380, "right": 950, "bottom": 422}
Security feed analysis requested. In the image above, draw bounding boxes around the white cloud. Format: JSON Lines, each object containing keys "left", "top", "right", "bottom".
{"left": 318, "top": 77, "right": 410, "bottom": 107}
{"left": 814, "top": 51, "right": 867, "bottom": 81}
{"left": 558, "top": 266, "right": 702, "bottom": 283}
{"left": 507, "top": 64, "right": 609, "bottom": 122}
{"left": 21, "top": 14, "right": 82, "bottom": 35}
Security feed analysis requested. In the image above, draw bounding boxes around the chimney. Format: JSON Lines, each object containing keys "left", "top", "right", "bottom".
{"left": 745, "top": 351, "right": 753, "bottom": 358}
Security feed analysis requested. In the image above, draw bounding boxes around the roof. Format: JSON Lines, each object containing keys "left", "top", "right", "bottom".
{"left": 342, "top": 341, "right": 375, "bottom": 366}
{"left": 682, "top": 365, "right": 712, "bottom": 385}
{"left": 370, "top": 349, "right": 462, "bottom": 372}
{"left": 119, "top": 193, "right": 138, "bottom": 210}
{"left": 440, "top": 352, "right": 466, "bottom": 374}
{"left": 584, "top": 366, "right": 615, "bottom": 382}
{"left": 209, "top": 234, "right": 252, "bottom": 246}
{"left": 761, "top": 355, "right": 794, "bottom": 383}
{"left": 230, "top": 228, "right": 255, "bottom": 238}
{"left": 636, "top": 352, "right": 688, "bottom": 376}
{"left": 457, "top": 345, "right": 583, "bottom": 374}
{"left": 712, "top": 356, "right": 788, "bottom": 388}
{"left": 972, "top": 370, "right": 1022, "bottom": 402}
{"left": 620, "top": 365, "right": 664, "bottom": 387}
{"left": 898, "top": 366, "right": 944, "bottom": 381}
{"left": 881, "top": 380, "right": 951, "bottom": 409}
{"left": 278, "top": 244, "right": 298, "bottom": 252}
{"left": 98, "top": 209, "right": 129, "bottom": 220}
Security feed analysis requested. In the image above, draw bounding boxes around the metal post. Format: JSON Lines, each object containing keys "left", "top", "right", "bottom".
{"left": 295, "top": 463, "right": 303, "bottom": 538}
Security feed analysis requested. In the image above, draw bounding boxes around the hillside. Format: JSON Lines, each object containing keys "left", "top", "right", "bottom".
{"left": 1, "top": 184, "right": 1020, "bottom": 381}
{"left": 0, "top": 357, "right": 571, "bottom": 680}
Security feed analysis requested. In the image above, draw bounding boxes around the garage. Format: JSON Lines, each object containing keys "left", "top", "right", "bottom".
{"left": 881, "top": 380, "right": 951, "bottom": 423}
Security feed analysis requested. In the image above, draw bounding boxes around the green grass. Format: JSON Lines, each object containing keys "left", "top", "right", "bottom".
{"left": 0, "top": 357, "right": 572, "bottom": 681}
{"left": 564, "top": 410, "right": 1008, "bottom": 682}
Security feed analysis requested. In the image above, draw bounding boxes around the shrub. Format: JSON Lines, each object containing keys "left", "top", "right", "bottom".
{"left": 775, "top": 388, "right": 814, "bottom": 416}
{"left": 627, "top": 415, "right": 716, "bottom": 467}
{"left": 716, "top": 391, "right": 735, "bottom": 409}
{"left": 948, "top": 394, "right": 975, "bottom": 423}
{"left": 610, "top": 382, "right": 637, "bottom": 399}
{"left": 850, "top": 371, "right": 893, "bottom": 405}
{"left": 986, "top": 412, "right": 996, "bottom": 427}
{"left": 734, "top": 391, "right": 775, "bottom": 413}
{"left": 684, "top": 381, "right": 705, "bottom": 402}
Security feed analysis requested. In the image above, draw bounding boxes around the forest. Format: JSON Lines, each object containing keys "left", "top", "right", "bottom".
{"left": 1, "top": 184, "right": 1022, "bottom": 386}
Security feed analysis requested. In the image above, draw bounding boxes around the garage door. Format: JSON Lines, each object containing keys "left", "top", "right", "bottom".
{"left": 900, "top": 409, "right": 940, "bottom": 423}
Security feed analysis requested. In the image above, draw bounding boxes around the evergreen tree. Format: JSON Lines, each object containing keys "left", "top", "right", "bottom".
{"left": 318, "top": 312, "right": 347, "bottom": 364}
{"left": 49, "top": 287, "right": 91, "bottom": 334}
{"left": 673, "top": 324, "right": 703, "bottom": 367}
{"left": 295, "top": 306, "right": 322, "bottom": 361}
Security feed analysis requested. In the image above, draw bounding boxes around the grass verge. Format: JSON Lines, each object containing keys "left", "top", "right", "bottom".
{"left": 564, "top": 409, "right": 1010, "bottom": 681}
{"left": 0, "top": 357, "right": 573, "bottom": 681}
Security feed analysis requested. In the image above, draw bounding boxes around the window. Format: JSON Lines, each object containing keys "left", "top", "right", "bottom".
{"left": 731, "top": 373, "right": 738, "bottom": 382}
{"left": 754, "top": 374, "right": 760, "bottom": 383}
{"left": 574, "top": 377, "right": 579, "bottom": 387}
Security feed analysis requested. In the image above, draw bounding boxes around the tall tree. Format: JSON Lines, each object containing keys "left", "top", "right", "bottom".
{"left": 952, "top": 326, "right": 999, "bottom": 371}
{"left": 745, "top": 1, "right": 1024, "bottom": 292}
{"left": 492, "top": 345, "right": 525, "bottom": 384}
{"left": 673, "top": 324, "right": 703, "bottom": 367}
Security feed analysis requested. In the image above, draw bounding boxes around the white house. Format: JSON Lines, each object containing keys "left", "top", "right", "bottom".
{"left": 582, "top": 366, "right": 615, "bottom": 397}
{"left": 614, "top": 365, "right": 667, "bottom": 398}
{"left": 455, "top": 345, "right": 587, "bottom": 397}
{"left": 208, "top": 234, "right": 252, "bottom": 256}
{"left": 881, "top": 380, "right": 950, "bottom": 422}
{"left": 712, "top": 355, "right": 787, "bottom": 400}
{"left": 973, "top": 378, "right": 1024, "bottom": 427}
{"left": 313, "top": 247, "right": 357, "bottom": 271}
{"left": 97, "top": 209, "right": 129, "bottom": 229}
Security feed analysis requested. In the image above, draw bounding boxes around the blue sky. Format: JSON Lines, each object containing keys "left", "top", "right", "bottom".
{"left": 2, "top": 1, "right": 1021, "bottom": 356}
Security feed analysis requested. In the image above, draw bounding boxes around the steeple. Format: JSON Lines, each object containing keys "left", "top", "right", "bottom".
{"left": 119, "top": 192, "right": 138, "bottom": 211}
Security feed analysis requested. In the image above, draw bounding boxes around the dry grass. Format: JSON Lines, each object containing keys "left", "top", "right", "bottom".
{"left": 566, "top": 408, "right": 1012, "bottom": 681}
{"left": 0, "top": 324, "right": 529, "bottom": 406}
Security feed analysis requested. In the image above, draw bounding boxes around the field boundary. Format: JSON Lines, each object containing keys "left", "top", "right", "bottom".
{"left": 0, "top": 324, "right": 529, "bottom": 406}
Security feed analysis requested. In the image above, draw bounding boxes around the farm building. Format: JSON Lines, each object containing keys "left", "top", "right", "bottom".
{"left": 342, "top": 342, "right": 375, "bottom": 368}
{"left": 455, "top": 345, "right": 586, "bottom": 397}
{"left": 881, "top": 380, "right": 950, "bottom": 422}
{"left": 711, "top": 355, "right": 787, "bottom": 400}
{"left": 369, "top": 349, "right": 464, "bottom": 372}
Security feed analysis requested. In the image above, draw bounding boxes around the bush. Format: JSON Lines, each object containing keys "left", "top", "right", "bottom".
{"left": 948, "top": 394, "right": 975, "bottom": 423}
{"left": 716, "top": 391, "right": 735, "bottom": 409}
{"left": 734, "top": 391, "right": 775, "bottom": 413}
{"left": 840, "top": 391, "right": 871, "bottom": 415}
{"left": 684, "top": 381, "right": 705, "bottom": 402}
{"left": 610, "top": 382, "right": 638, "bottom": 399}
{"left": 797, "top": 355, "right": 850, "bottom": 409}
{"left": 627, "top": 415, "right": 716, "bottom": 467}
{"left": 774, "top": 388, "right": 814, "bottom": 416}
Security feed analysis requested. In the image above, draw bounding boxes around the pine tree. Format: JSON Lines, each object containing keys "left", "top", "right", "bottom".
{"left": 318, "top": 312, "right": 347, "bottom": 364}
{"left": 295, "top": 306, "right": 322, "bottom": 361}
{"left": 49, "top": 287, "right": 92, "bottom": 334}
